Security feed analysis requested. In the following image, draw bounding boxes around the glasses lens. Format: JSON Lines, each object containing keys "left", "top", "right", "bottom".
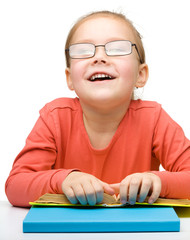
{"left": 69, "top": 43, "right": 94, "bottom": 58}
{"left": 105, "top": 41, "right": 132, "bottom": 56}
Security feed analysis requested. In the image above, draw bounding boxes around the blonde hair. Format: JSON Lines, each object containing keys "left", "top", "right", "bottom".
{"left": 65, "top": 10, "right": 146, "bottom": 67}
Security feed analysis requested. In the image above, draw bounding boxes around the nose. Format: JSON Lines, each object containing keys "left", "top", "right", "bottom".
{"left": 92, "top": 46, "right": 108, "bottom": 64}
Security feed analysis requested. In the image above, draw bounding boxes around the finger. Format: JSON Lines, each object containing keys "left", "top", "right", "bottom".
{"left": 148, "top": 179, "right": 161, "bottom": 204}
{"left": 72, "top": 184, "right": 87, "bottom": 205}
{"left": 63, "top": 187, "right": 78, "bottom": 204}
{"left": 128, "top": 178, "right": 141, "bottom": 205}
{"left": 82, "top": 181, "right": 97, "bottom": 206}
{"left": 91, "top": 181, "right": 104, "bottom": 204}
{"left": 138, "top": 178, "right": 151, "bottom": 203}
{"left": 120, "top": 179, "right": 129, "bottom": 204}
{"left": 100, "top": 180, "right": 115, "bottom": 195}
{"left": 109, "top": 183, "right": 120, "bottom": 194}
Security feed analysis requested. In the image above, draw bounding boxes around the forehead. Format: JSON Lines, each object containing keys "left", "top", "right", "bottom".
{"left": 71, "top": 16, "right": 135, "bottom": 44}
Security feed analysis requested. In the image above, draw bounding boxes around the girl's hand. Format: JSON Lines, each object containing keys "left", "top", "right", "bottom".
{"left": 61, "top": 171, "right": 115, "bottom": 206}
{"left": 110, "top": 172, "right": 161, "bottom": 205}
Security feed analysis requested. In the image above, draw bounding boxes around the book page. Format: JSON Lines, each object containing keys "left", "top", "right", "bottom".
{"left": 30, "top": 193, "right": 190, "bottom": 207}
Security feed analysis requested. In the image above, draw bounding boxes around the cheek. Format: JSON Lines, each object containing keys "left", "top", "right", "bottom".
{"left": 118, "top": 61, "right": 138, "bottom": 85}
{"left": 70, "top": 62, "right": 85, "bottom": 84}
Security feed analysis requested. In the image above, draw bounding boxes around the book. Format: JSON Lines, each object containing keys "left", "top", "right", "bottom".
{"left": 30, "top": 193, "right": 190, "bottom": 208}
{"left": 23, "top": 206, "right": 180, "bottom": 232}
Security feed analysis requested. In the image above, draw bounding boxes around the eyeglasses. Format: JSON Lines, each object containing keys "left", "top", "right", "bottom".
{"left": 65, "top": 40, "right": 143, "bottom": 63}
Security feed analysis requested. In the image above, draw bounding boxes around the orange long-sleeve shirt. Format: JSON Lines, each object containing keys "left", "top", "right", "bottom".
{"left": 5, "top": 98, "right": 190, "bottom": 207}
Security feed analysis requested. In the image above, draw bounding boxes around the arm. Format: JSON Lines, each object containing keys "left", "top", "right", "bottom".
{"left": 110, "top": 107, "right": 190, "bottom": 203}
{"left": 5, "top": 112, "right": 76, "bottom": 207}
{"left": 152, "top": 108, "right": 190, "bottom": 199}
{"left": 5, "top": 106, "right": 114, "bottom": 207}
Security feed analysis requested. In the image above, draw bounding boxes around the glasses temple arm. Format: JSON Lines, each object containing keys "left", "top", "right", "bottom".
{"left": 133, "top": 44, "right": 143, "bottom": 64}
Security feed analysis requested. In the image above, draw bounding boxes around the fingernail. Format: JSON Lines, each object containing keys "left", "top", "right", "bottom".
{"left": 121, "top": 199, "right": 126, "bottom": 204}
{"left": 129, "top": 201, "right": 135, "bottom": 205}
{"left": 148, "top": 198, "right": 153, "bottom": 204}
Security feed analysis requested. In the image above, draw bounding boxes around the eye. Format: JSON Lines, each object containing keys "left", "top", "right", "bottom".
{"left": 107, "top": 47, "right": 124, "bottom": 54}
{"left": 78, "top": 49, "right": 93, "bottom": 55}
{"left": 105, "top": 41, "right": 131, "bottom": 56}
{"left": 69, "top": 44, "right": 94, "bottom": 58}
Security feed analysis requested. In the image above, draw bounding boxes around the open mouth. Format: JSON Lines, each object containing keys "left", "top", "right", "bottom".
{"left": 88, "top": 73, "right": 115, "bottom": 82}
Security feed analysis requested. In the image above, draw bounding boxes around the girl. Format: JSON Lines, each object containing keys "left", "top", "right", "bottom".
{"left": 5, "top": 11, "right": 190, "bottom": 207}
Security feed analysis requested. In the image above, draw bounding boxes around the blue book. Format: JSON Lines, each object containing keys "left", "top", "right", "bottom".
{"left": 23, "top": 206, "right": 180, "bottom": 233}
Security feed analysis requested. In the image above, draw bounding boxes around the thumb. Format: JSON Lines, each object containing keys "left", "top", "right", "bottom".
{"left": 99, "top": 180, "right": 115, "bottom": 195}
{"left": 109, "top": 183, "right": 120, "bottom": 194}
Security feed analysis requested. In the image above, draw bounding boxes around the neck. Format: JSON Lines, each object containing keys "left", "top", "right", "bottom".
{"left": 80, "top": 100, "right": 130, "bottom": 149}
{"left": 83, "top": 104, "right": 129, "bottom": 131}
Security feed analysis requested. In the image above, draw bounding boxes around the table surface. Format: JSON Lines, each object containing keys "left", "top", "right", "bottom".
{"left": 1, "top": 201, "right": 190, "bottom": 240}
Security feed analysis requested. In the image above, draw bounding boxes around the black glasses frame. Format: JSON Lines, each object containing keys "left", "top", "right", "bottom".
{"left": 65, "top": 40, "right": 143, "bottom": 64}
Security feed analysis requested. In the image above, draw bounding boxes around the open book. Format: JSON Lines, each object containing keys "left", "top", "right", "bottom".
{"left": 30, "top": 193, "right": 190, "bottom": 208}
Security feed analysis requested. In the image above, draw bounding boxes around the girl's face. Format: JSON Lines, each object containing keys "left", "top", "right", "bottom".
{"left": 66, "top": 17, "right": 147, "bottom": 109}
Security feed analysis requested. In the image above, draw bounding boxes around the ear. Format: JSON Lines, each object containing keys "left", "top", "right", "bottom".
{"left": 65, "top": 67, "right": 74, "bottom": 91}
{"left": 135, "top": 63, "right": 149, "bottom": 88}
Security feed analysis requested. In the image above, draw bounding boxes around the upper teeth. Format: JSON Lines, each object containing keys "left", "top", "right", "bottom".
{"left": 90, "top": 74, "right": 113, "bottom": 81}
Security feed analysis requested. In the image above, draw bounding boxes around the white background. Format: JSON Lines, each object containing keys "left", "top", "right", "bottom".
{"left": 0, "top": 0, "right": 190, "bottom": 201}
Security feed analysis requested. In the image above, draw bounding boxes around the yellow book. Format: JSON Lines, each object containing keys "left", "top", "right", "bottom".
{"left": 30, "top": 193, "right": 190, "bottom": 208}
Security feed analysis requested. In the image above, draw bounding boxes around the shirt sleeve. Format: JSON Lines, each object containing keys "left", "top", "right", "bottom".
{"left": 5, "top": 106, "right": 77, "bottom": 207}
{"left": 151, "top": 107, "right": 190, "bottom": 199}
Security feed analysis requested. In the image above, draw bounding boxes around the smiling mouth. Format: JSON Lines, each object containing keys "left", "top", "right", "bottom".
{"left": 88, "top": 73, "right": 115, "bottom": 82}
